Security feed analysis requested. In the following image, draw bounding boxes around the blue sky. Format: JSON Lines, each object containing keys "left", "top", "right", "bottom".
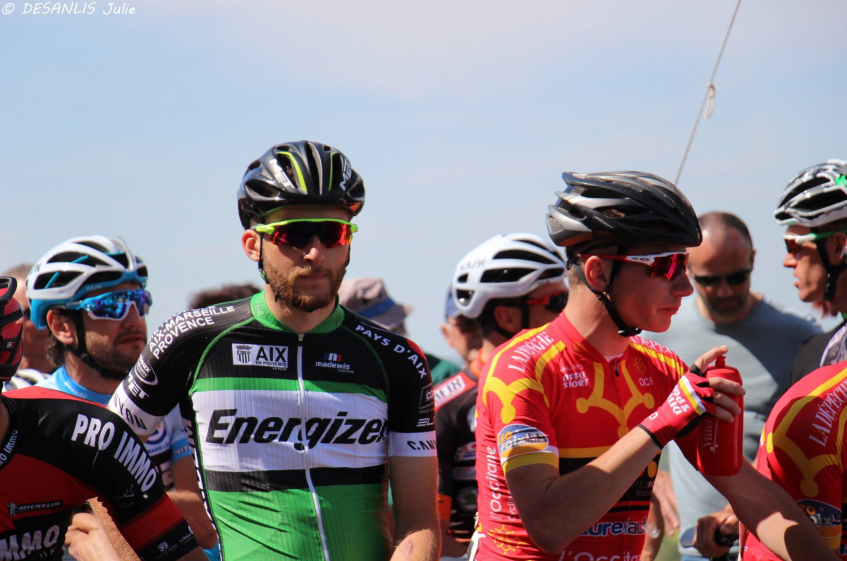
{"left": 2, "top": 0, "right": 846, "bottom": 362}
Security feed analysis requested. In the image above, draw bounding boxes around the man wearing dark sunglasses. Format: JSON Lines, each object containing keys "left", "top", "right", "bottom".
{"left": 435, "top": 233, "right": 567, "bottom": 559}
{"left": 110, "top": 140, "right": 439, "bottom": 561}
{"left": 648, "top": 212, "right": 819, "bottom": 561}
{"left": 471, "top": 171, "right": 836, "bottom": 561}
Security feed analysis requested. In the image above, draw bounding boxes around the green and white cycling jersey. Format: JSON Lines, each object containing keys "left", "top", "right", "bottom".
{"left": 109, "top": 293, "right": 436, "bottom": 561}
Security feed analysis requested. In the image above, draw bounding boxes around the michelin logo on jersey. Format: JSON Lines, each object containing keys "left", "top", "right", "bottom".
{"left": 232, "top": 344, "right": 288, "bottom": 369}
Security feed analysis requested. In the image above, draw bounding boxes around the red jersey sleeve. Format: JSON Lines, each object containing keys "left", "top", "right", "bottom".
{"left": 481, "top": 331, "right": 561, "bottom": 475}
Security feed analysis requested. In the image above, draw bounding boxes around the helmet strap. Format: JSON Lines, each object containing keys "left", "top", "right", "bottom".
{"left": 813, "top": 234, "right": 847, "bottom": 302}
{"left": 257, "top": 233, "right": 269, "bottom": 284}
{"left": 574, "top": 253, "right": 642, "bottom": 337}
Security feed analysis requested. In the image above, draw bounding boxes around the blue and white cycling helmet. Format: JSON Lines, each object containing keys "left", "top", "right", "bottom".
{"left": 27, "top": 236, "right": 148, "bottom": 330}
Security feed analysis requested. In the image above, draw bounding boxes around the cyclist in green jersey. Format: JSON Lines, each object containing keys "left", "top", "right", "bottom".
{"left": 109, "top": 140, "right": 440, "bottom": 561}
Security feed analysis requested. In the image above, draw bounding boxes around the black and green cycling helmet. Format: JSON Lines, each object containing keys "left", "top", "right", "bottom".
{"left": 237, "top": 140, "right": 366, "bottom": 229}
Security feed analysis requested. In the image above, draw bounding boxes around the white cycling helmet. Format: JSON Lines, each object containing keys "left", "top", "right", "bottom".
{"left": 774, "top": 160, "right": 847, "bottom": 227}
{"left": 27, "top": 236, "right": 148, "bottom": 329}
{"left": 452, "top": 233, "right": 566, "bottom": 319}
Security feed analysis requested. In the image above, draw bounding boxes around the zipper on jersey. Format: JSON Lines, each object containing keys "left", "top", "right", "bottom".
{"left": 613, "top": 359, "right": 621, "bottom": 377}
{"left": 297, "top": 332, "right": 331, "bottom": 561}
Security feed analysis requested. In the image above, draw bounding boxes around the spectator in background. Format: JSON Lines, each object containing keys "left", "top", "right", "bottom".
{"left": 188, "top": 283, "right": 260, "bottom": 309}
{"left": 648, "top": 212, "right": 820, "bottom": 560}
{"left": 2, "top": 263, "right": 53, "bottom": 388}
{"left": 440, "top": 289, "right": 482, "bottom": 367}
{"left": 339, "top": 277, "right": 462, "bottom": 384}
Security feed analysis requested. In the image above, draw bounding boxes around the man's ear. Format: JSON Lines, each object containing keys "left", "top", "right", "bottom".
{"left": 46, "top": 309, "right": 77, "bottom": 346}
{"left": 242, "top": 230, "right": 261, "bottom": 263}
{"left": 492, "top": 304, "right": 521, "bottom": 335}
{"left": 582, "top": 256, "right": 612, "bottom": 292}
{"left": 826, "top": 233, "right": 847, "bottom": 266}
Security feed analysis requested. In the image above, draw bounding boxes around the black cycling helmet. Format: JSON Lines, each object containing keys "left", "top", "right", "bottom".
{"left": 546, "top": 171, "right": 701, "bottom": 337}
{"left": 547, "top": 171, "right": 701, "bottom": 250}
{"left": 237, "top": 140, "right": 366, "bottom": 229}
{"left": 0, "top": 277, "right": 24, "bottom": 384}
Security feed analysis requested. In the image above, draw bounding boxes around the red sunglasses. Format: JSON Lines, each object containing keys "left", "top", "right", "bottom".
{"left": 525, "top": 290, "right": 568, "bottom": 312}
{"left": 579, "top": 252, "right": 689, "bottom": 281}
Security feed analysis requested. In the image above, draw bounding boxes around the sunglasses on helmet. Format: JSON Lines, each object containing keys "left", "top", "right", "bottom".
{"left": 64, "top": 289, "right": 152, "bottom": 322}
{"left": 579, "top": 252, "right": 689, "bottom": 281}
{"left": 525, "top": 290, "right": 568, "bottom": 312}
{"left": 253, "top": 219, "right": 358, "bottom": 250}
{"left": 693, "top": 269, "right": 751, "bottom": 287}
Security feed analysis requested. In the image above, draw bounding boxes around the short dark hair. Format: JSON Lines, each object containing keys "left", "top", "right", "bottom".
{"left": 189, "top": 284, "right": 261, "bottom": 309}
{"left": 698, "top": 212, "right": 752, "bottom": 246}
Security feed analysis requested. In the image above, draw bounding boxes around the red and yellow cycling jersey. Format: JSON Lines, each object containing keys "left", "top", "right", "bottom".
{"left": 474, "top": 313, "right": 697, "bottom": 560}
{"left": 742, "top": 362, "right": 847, "bottom": 560}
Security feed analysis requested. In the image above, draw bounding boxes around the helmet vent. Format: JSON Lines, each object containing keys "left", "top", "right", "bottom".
{"left": 515, "top": 239, "right": 549, "bottom": 252}
{"left": 137, "top": 265, "right": 149, "bottom": 278}
{"left": 493, "top": 250, "right": 555, "bottom": 265}
{"left": 47, "top": 252, "right": 106, "bottom": 267}
{"left": 34, "top": 271, "right": 82, "bottom": 290}
{"left": 793, "top": 189, "right": 847, "bottom": 212}
{"left": 457, "top": 274, "right": 468, "bottom": 283}
{"left": 456, "top": 289, "right": 473, "bottom": 304}
{"left": 481, "top": 268, "right": 533, "bottom": 283}
{"left": 246, "top": 180, "right": 282, "bottom": 200}
{"left": 75, "top": 240, "right": 109, "bottom": 253}
{"left": 273, "top": 154, "right": 299, "bottom": 189}
{"left": 108, "top": 253, "right": 130, "bottom": 268}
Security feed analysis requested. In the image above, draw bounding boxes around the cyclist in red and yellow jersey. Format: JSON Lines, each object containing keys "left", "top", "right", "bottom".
{"left": 741, "top": 360, "right": 847, "bottom": 560}
{"left": 472, "top": 171, "right": 837, "bottom": 561}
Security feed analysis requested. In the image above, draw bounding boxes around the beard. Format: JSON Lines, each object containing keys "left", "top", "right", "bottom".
{"left": 85, "top": 332, "right": 144, "bottom": 379}
{"left": 265, "top": 259, "right": 346, "bottom": 313}
{"left": 703, "top": 293, "right": 747, "bottom": 317}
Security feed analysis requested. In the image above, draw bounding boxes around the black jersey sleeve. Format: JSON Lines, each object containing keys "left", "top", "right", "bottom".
{"left": 110, "top": 303, "right": 248, "bottom": 435}
{"left": 384, "top": 337, "right": 436, "bottom": 458}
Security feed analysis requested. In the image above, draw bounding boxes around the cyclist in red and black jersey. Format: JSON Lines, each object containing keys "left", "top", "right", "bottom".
{"left": 471, "top": 171, "right": 837, "bottom": 561}
{"left": 434, "top": 234, "right": 567, "bottom": 558}
{"left": 0, "top": 277, "right": 205, "bottom": 561}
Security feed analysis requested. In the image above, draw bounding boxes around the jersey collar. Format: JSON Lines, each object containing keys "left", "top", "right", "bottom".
{"left": 548, "top": 312, "right": 624, "bottom": 365}
{"left": 52, "top": 366, "right": 111, "bottom": 405}
{"left": 250, "top": 292, "right": 346, "bottom": 334}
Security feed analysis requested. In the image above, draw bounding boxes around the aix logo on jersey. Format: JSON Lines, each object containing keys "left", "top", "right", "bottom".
{"left": 205, "top": 409, "right": 387, "bottom": 449}
{"left": 315, "top": 352, "right": 352, "bottom": 371}
{"left": 231, "top": 344, "right": 289, "bottom": 369}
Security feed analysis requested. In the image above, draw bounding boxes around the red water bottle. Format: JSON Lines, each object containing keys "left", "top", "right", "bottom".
{"left": 696, "top": 356, "right": 743, "bottom": 476}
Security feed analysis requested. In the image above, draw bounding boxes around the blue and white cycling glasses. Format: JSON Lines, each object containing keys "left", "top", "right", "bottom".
{"left": 64, "top": 289, "right": 153, "bottom": 321}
